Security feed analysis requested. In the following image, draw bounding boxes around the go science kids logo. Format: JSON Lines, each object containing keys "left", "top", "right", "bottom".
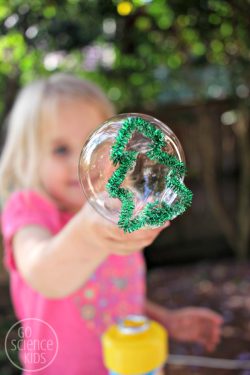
{"left": 5, "top": 318, "right": 58, "bottom": 372}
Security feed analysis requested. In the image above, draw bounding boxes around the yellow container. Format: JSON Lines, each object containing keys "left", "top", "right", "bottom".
{"left": 102, "top": 315, "right": 168, "bottom": 375}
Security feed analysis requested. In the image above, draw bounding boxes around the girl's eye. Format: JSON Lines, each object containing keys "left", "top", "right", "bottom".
{"left": 53, "top": 146, "right": 70, "bottom": 155}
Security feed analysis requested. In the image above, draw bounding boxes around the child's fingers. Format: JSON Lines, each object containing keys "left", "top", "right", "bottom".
{"left": 82, "top": 201, "right": 171, "bottom": 237}
{"left": 105, "top": 221, "right": 170, "bottom": 242}
{"left": 190, "top": 307, "right": 224, "bottom": 324}
{"left": 212, "top": 314, "right": 224, "bottom": 325}
{"left": 81, "top": 202, "right": 170, "bottom": 251}
{"left": 204, "top": 334, "right": 220, "bottom": 352}
{"left": 206, "top": 328, "right": 222, "bottom": 351}
{"left": 106, "top": 225, "right": 169, "bottom": 253}
{"left": 109, "top": 230, "right": 160, "bottom": 248}
{"left": 106, "top": 235, "right": 156, "bottom": 254}
{"left": 199, "top": 316, "right": 223, "bottom": 352}
{"left": 201, "top": 309, "right": 223, "bottom": 323}
{"left": 196, "top": 332, "right": 216, "bottom": 352}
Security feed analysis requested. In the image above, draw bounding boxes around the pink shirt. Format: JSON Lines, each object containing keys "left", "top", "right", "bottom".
{"left": 1, "top": 190, "right": 146, "bottom": 374}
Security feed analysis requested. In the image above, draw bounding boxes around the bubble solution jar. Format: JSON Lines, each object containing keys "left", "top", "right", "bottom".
{"left": 102, "top": 315, "right": 168, "bottom": 375}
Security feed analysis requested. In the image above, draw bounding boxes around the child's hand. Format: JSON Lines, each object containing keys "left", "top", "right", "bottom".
{"left": 80, "top": 203, "right": 170, "bottom": 257}
{"left": 165, "top": 307, "right": 223, "bottom": 351}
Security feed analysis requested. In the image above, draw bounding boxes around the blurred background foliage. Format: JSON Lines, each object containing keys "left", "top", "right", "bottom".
{"left": 1, "top": 0, "right": 250, "bottom": 113}
{"left": 0, "top": 0, "right": 249, "bottom": 262}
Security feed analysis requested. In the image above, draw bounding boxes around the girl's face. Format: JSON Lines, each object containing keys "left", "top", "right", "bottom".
{"left": 39, "top": 98, "right": 105, "bottom": 213}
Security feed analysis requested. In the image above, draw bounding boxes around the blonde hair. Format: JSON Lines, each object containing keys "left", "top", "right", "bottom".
{"left": 0, "top": 73, "right": 115, "bottom": 204}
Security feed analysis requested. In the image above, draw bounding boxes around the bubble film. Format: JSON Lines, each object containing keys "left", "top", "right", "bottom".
{"left": 79, "top": 113, "right": 192, "bottom": 232}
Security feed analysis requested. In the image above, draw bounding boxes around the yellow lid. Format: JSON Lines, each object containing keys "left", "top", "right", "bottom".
{"left": 102, "top": 315, "right": 168, "bottom": 375}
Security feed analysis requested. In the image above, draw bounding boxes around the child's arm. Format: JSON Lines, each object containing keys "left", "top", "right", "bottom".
{"left": 144, "top": 299, "right": 223, "bottom": 352}
{"left": 13, "top": 203, "right": 167, "bottom": 298}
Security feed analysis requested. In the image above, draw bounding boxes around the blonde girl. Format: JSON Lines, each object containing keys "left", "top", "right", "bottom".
{"left": 0, "top": 74, "right": 222, "bottom": 375}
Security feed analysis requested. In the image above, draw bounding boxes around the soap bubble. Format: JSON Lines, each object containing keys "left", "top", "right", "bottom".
{"left": 79, "top": 113, "right": 185, "bottom": 225}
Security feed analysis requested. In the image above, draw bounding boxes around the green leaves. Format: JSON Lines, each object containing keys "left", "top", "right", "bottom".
{"left": 0, "top": 0, "right": 249, "bottom": 112}
{"left": 0, "top": 32, "right": 26, "bottom": 74}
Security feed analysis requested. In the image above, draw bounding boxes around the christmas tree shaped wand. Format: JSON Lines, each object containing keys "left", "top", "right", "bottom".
{"left": 106, "top": 116, "right": 193, "bottom": 233}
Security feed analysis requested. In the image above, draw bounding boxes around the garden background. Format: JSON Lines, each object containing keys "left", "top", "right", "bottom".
{"left": 0, "top": 1, "right": 250, "bottom": 374}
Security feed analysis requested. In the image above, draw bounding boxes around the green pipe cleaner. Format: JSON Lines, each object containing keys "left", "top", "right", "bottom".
{"left": 106, "top": 116, "right": 193, "bottom": 233}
